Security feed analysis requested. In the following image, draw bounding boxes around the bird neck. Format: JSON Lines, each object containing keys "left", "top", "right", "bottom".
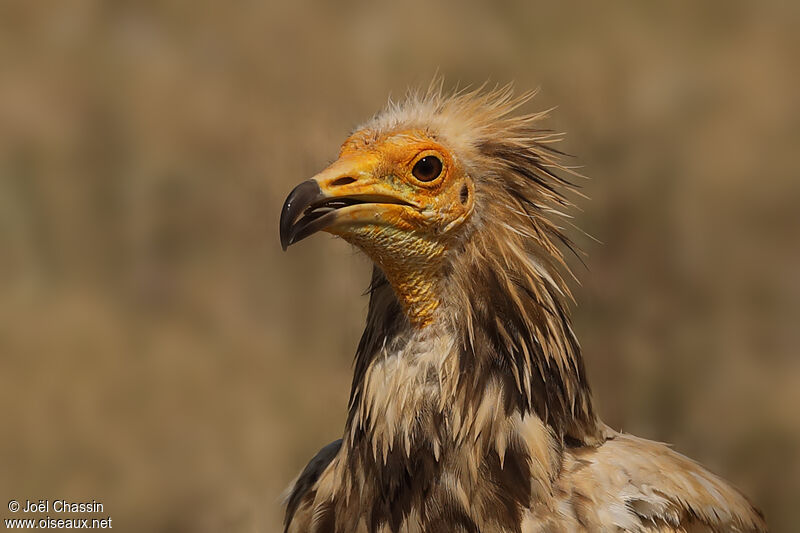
{"left": 348, "top": 236, "right": 603, "bottom": 453}
{"left": 380, "top": 265, "right": 441, "bottom": 328}
{"left": 339, "top": 231, "right": 449, "bottom": 329}
{"left": 337, "top": 272, "right": 575, "bottom": 527}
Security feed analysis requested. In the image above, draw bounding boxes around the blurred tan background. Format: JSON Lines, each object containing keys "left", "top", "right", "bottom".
{"left": 1, "top": 1, "right": 798, "bottom": 531}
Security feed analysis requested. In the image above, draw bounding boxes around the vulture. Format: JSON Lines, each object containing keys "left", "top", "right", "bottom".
{"left": 278, "top": 84, "right": 766, "bottom": 533}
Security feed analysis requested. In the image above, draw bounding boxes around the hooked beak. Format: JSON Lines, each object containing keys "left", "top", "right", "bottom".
{"left": 279, "top": 179, "right": 328, "bottom": 250}
{"left": 279, "top": 155, "right": 417, "bottom": 250}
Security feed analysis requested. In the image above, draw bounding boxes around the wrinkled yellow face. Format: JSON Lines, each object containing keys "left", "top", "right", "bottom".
{"left": 280, "top": 128, "right": 476, "bottom": 327}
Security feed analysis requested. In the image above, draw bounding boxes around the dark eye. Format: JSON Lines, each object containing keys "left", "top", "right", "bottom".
{"left": 412, "top": 156, "right": 443, "bottom": 182}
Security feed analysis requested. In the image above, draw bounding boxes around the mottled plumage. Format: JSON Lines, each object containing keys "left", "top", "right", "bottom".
{"left": 279, "top": 84, "right": 766, "bottom": 532}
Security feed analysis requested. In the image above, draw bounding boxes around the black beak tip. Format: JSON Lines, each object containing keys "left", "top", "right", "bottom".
{"left": 279, "top": 179, "right": 322, "bottom": 251}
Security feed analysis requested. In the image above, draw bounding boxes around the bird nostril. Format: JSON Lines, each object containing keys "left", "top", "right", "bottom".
{"left": 331, "top": 176, "right": 356, "bottom": 187}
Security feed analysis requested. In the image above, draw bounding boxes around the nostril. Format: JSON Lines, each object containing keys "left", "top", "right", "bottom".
{"left": 331, "top": 176, "right": 356, "bottom": 187}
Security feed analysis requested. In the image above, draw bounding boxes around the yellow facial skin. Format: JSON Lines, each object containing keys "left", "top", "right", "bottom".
{"left": 307, "top": 129, "right": 475, "bottom": 327}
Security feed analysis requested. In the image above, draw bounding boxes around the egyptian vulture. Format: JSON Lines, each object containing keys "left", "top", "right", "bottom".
{"left": 278, "top": 85, "right": 766, "bottom": 533}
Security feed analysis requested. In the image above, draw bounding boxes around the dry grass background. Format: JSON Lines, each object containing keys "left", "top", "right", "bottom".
{"left": 1, "top": 1, "right": 799, "bottom": 531}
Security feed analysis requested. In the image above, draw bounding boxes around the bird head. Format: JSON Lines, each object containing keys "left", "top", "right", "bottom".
{"left": 280, "top": 126, "right": 477, "bottom": 326}
{"left": 280, "top": 84, "right": 580, "bottom": 330}
{"left": 280, "top": 128, "right": 475, "bottom": 258}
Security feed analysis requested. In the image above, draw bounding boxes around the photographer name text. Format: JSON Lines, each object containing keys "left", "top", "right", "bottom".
{"left": 15, "top": 500, "right": 104, "bottom": 514}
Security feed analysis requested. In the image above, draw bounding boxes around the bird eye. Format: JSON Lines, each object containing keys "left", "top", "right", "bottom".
{"left": 412, "top": 156, "right": 443, "bottom": 182}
